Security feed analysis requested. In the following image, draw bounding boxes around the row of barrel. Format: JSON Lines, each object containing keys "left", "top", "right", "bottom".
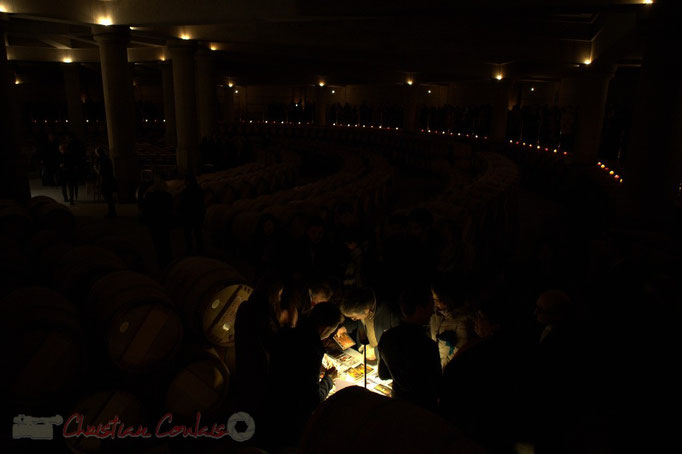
{"left": 241, "top": 122, "right": 473, "bottom": 174}
{"left": 167, "top": 149, "right": 301, "bottom": 206}
{"left": 421, "top": 151, "right": 520, "bottom": 271}
{"left": 204, "top": 139, "right": 393, "bottom": 257}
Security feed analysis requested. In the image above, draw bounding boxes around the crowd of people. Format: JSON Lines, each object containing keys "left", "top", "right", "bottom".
{"left": 214, "top": 200, "right": 612, "bottom": 453}
{"left": 228, "top": 263, "right": 600, "bottom": 452}
{"left": 35, "top": 132, "right": 117, "bottom": 214}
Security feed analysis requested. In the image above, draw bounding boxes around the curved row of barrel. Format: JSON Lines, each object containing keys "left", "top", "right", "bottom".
{"left": 241, "top": 122, "right": 474, "bottom": 173}
{"left": 205, "top": 140, "right": 393, "bottom": 255}
{"left": 422, "top": 151, "right": 520, "bottom": 271}
{"left": 167, "top": 149, "right": 301, "bottom": 206}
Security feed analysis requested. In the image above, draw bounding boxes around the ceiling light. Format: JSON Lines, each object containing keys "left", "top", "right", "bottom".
{"left": 97, "top": 17, "right": 113, "bottom": 26}
{"left": 495, "top": 74, "right": 503, "bottom": 81}
{"left": 63, "top": 57, "right": 73, "bottom": 63}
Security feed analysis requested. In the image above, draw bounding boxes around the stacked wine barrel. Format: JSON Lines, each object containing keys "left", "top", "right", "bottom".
{"left": 88, "top": 271, "right": 184, "bottom": 372}
{"left": 164, "top": 257, "right": 253, "bottom": 347}
{"left": 2, "top": 287, "right": 86, "bottom": 409}
{"left": 238, "top": 122, "right": 517, "bottom": 274}
{"left": 167, "top": 150, "right": 301, "bottom": 206}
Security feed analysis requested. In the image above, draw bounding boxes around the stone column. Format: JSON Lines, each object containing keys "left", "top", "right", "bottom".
{"left": 62, "top": 63, "right": 85, "bottom": 140}
{"left": 195, "top": 49, "right": 217, "bottom": 140}
{"left": 0, "top": 14, "right": 29, "bottom": 201}
{"left": 315, "top": 86, "right": 328, "bottom": 126}
{"left": 404, "top": 85, "right": 417, "bottom": 131}
{"left": 93, "top": 25, "right": 138, "bottom": 202}
{"left": 222, "top": 85, "right": 235, "bottom": 125}
{"left": 491, "top": 78, "right": 513, "bottom": 142}
{"left": 169, "top": 39, "right": 199, "bottom": 175}
{"left": 571, "top": 66, "right": 615, "bottom": 165}
{"left": 624, "top": 0, "right": 682, "bottom": 221}
{"left": 160, "top": 61, "right": 176, "bottom": 146}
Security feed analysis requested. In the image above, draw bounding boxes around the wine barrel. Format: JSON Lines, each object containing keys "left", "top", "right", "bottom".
{"left": 0, "top": 240, "right": 30, "bottom": 297}
{"left": 64, "top": 390, "right": 147, "bottom": 454}
{"left": 53, "top": 246, "right": 127, "bottom": 303}
{"left": 164, "top": 257, "right": 253, "bottom": 346}
{"left": 2, "top": 287, "right": 85, "bottom": 407}
{"left": 300, "top": 387, "right": 483, "bottom": 454}
{"left": 93, "top": 235, "right": 146, "bottom": 272}
{"left": 89, "top": 271, "right": 183, "bottom": 371}
{"left": 28, "top": 195, "right": 75, "bottom": 235}
{"left": 165, "top": 347, "right": 230, "bottom": 420}
{"left": 0, "top": 202, "right": 30, "bottom": 241}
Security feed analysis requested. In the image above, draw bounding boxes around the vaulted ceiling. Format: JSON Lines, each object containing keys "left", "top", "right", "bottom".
{"left": 1, "top": 0, "right": 652, "bottom": 85}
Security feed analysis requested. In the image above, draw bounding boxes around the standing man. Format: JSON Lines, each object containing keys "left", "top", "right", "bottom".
{"left": 94, "top": 146, "right": 116, "bottom": 217}
{"left": 265, "top": 302, "right": 343, "bottom": 448}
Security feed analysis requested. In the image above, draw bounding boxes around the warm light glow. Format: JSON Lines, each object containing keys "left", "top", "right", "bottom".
{"left": 0, "top": 4, "right": 7, "bottom": 13}
{"left": 584, "top": 58, "right": 592, "bottom": 65}
{"left": 63, "top": 57, "right": 73, "bottom": 63}
{"left": 210, "top": 44, "right": 218, "bottom": 51}
{"left": 97, "top": 16, "right": 113, "bottom": 26}
{"left": 331, "top": 90, "right": 335, "bottom": 94}
{"left": 495, "top": 74, "right": 503, "bottom": 81}
{"left": 318, "top": 81, "right": 325, "bottom": 87}
{"left": 614, "top": 174, "right": 620, "bottom": 179}
{"left": 160, "top": 56, "right": 166, "bottom": 61}
{"left": 601, "top": 164, "right": 606, "bottom": 169}
{"left": 228, "top": 82, "right": 234, "bottom": 88}
{"left": 597, "top": 162, "right": 602, "bottom": 166}
{"left": 406, "top": 79, "right": 413, "bottom": 86}
{"left": 609, "top": 170, "right": 614, "bottom": 175}
{"left": 620, "top": 179, "right": 623, "bottom": 183}
{"left": 643, "top": 0, "right": 653, "bottom": 4}
{"left": 180, "top": 34, "right": 191, "bottom": 40}
{"left": 427, "top": 90, "right": 432, "bottom": 94}
{"left": 530, "top": 87, "right": 535, "bottom": 92}
{"left": 234, "top": 89, "right": 239, "bottom": 93}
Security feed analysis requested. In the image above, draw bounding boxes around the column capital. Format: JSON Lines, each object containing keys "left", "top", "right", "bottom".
{"left": 60, "top": 61, "right": 80, "bottom": 71}
{"left": 92, "top": 25, "right": 131, "bottom": 45}
{"left": 577, "top": 63, "right": 617, "bottom": 81}
{"left": 167, "top": 38, "right": 197, "bottom": 50}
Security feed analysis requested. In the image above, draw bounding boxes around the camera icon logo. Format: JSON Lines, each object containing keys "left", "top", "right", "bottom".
{"left": 12, "top": 414, "right": 64, "bottom": 440}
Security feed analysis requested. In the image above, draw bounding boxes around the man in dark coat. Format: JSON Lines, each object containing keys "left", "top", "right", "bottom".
{"left": 264, "top": 302, "right": 343, "bottom": 448}
{"left": 378, "top": 285, "right": 441, "bottom": 412}
{"left": 94, "top": 146, "right": 116, "bottom": 217}
{"left": 440, "top": 291, "right": 520, "bottom": 452}
{"left": 177, "top": 173, "right": 205, "bottom": 254}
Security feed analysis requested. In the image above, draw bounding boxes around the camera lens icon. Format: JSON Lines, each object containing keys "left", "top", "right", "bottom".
{"left": 227, "top": 412, "right": 255, "bottom": 442}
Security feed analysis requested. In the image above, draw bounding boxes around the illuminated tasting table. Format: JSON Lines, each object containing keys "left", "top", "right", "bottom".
{"left": 323, "top": 348, "right": 393, "bottom": 398}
